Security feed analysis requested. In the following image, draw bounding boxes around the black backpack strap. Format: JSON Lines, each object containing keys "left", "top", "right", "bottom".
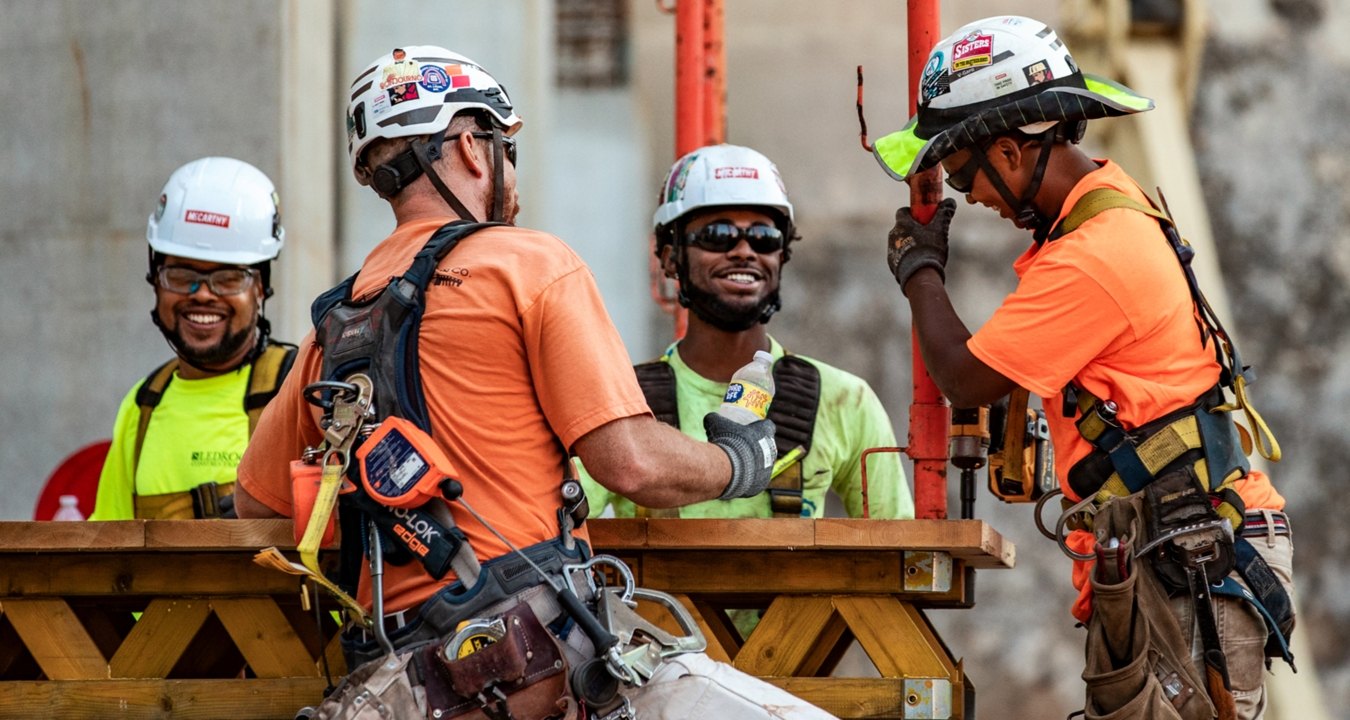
{"left": 634, "top": 360, "right": 679, "bottom": 428}
{"left": 133, "top": 358, "right": 179, "bottom": 471}
{"left": 404, "top": 220, "right": 502, "bottom": 292}
{"left": 244, "top": 341, "right": 300, "bottom": 435}
{"left": 765, "top": 355, "right": 821, "bottom": 516}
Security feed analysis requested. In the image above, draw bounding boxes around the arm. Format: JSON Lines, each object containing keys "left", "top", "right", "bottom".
{"left": 89, "top": 389, "right": 141, "bottom": 521}
{"left": 233, "top": 482, "right": 283, "bottom": 518}
{"left": 904, "top": 269, "right": 1017, "bottom": 407}
{"left": 573, "top": 414, "right": 734, "bottom": 508}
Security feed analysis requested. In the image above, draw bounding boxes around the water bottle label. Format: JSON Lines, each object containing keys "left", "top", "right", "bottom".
{"left": 723, "top": 381, "right": 772, "bottom": 419}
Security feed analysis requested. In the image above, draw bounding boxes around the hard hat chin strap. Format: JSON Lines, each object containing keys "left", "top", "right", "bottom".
{"left": 972, "top": 129, "right": 1057, "bottom": 240}
{"left": 410, "top": 129, "right": 481, "bottom": 223}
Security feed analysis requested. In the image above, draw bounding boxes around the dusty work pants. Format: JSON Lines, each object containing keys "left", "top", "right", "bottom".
{"left": 1168, "top": 531, "right": 1295, "bottom": 720}
{"left": 624, "top": 652, "right": 837, "bottom": 719}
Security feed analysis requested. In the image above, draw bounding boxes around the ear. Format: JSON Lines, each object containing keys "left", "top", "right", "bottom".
{"left": 988, "top": 136, "right": 1025, "bottom": 173}
{"left": 659, "top": 243, "right": 678, "bottom": 279}
{"left": 454, "top": 130, "right": 488, "bottom": 178}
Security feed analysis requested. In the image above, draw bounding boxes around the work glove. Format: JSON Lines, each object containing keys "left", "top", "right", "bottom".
{"left": 703, "top": 413, "right": 778, "bottom": 500}
{"left": 887, "top": 197, "right": 957, "bottom": 295}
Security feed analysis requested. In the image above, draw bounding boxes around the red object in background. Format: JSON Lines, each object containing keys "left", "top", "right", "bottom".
{"left": 906, "top": 0, "right": 951, "bottom": 519}
{"left": 33, "top": 440, "right": 110, "bottom": 520}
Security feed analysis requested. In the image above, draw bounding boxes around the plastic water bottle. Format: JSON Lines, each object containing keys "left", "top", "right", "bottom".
{"left": 718, "top": 351, "right": 775, "bottom": 424}
{"left": 53, "top": 495, "right": 85, "bottom": 521}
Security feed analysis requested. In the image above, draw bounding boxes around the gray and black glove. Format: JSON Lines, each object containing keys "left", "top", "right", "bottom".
{"left": 703, "top": 413, "right": 778, "bottom": 500}
{"left": 887, "top": 197, "right": 957, "bottom": 295}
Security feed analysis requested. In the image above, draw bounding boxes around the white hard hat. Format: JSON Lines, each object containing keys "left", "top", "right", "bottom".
{"left": 872, "top": 15, "right": 1154, "bottom": 181}
{"left": 653, "top": 144, "right": 794, "bottom": 231}
{"left": 346, "top": 46, "right": 522, "bottom": 182}
{"left": 147, "top": 157, "right": 284, "bottom": 265}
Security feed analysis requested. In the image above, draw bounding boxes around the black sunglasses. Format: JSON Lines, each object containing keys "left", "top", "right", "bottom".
{"left": 470, "top": 132, "right": 517, "bottom": 166}
{"left": 684, "top": 222, "right": 785, "bottom": 254}
{"left": 944, "top": 151, "right": 983, "bottom": 194}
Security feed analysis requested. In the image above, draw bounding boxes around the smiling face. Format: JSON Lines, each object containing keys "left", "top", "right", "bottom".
{"left": 153, "top": 255, "right": 263, "bottom": 375}
{"left": 940, "top": 138, "right": 1042, "bottom": 230}
{"left": 666, "top": 207, "right": 785, "bottom": 332}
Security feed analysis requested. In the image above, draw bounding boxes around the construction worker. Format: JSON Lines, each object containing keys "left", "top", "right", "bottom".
{"left": 91, "top": 157, "right": 294, "bottom": 521}
{"left": 582, "top": 144, "right": 912, "bottom": 521}
{"left": 234, "top": 47, "right": 833, "bottom": 719}
{"left": 870, "top": 16, "right": 1293, "bottom": 720}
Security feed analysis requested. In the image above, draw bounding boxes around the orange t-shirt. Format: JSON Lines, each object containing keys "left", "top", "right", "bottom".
{"left": 238, "top": 219, "right": 650, "bottom": 612}
{"left": 966, "top": 160, "right": 1284, "bottom": 621}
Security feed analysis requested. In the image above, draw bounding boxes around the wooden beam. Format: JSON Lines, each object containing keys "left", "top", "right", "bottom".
{"left": 636, "top": 550, "right": 905, "bottom": 594}
{"left": 0, "top": 678, "right": 329, "bottom": 719}
{"left": 213, "top": 598, "right": 318, "bottom": 679}
{"left": 1, "top": 599, "right": 106, "bottom": 680}
{"left": 833, "top": 596, "right": 956, "bottom": 680}
{"left": 110, "top": 599, "right": 211, "bottom": 679}
{"left": 763, "top": 677, "right": 909, "bottom": 719}
{"left": 735, "top": 596, "right": 844, "bottom": 677}
{"left": 1, "top": 554, "right": 301, "bottom": 596}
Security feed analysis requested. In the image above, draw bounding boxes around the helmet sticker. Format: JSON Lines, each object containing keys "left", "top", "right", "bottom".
{"left": 154, "top": 194, "right": 167, "bottom": 221}
{"left": 419, "top": 65, "right": 451, "bottom": 93}
{"left": 992, "top": 71, "right": 1015, "bottom": 96}
{"left": 380, "top": 54, "right": 422, "bottom": 90}
{"left": 952, "top": 32, "right": 994, "bottom": 71}
{"left": 920, "top": 51, "right": 946, "bottom": 102}
{"left": 388, "top": 82, "right": 420, "bottom": 106}
{"left": 446, "top": 65, "right": 472, "bottom": 89}
{"left": 665, "top": 153, "right": 700, "bottom": 202}
{"left": 370, "top": 90, "right": 390, "bottom": 117}
{"left": 713, "top": 166, "right": 759, "bottom": 180}
{"left": 1023, "top": 60, "right": 1053, "bottom": 86}
{"left": 184, "top": 210, "right": 230, "bottom": 229}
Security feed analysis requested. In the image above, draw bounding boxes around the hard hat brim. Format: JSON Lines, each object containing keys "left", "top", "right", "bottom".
{"left": 872, "top": 73, "right": 1154, "bottom": 182}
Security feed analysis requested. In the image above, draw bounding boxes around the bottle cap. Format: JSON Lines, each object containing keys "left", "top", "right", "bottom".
{"left": 753, "top": 350, "right": 773, "bottom": 363}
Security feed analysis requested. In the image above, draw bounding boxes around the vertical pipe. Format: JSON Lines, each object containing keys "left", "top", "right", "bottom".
{"left": 671, "top": 0, "right": 707, "bottom": 339}
{"left": 702, "top": 0, "right": 725, "bottom": 146}
{"left": 906, "top": 0, "right": 950, "bottom": 519}
{"left": 675, "top": 0, "right": 706, "bottom": 156}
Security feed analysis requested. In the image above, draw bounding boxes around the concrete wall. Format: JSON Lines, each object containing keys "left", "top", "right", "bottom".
{"left": 0, "top": 0, "right": 282, "bottom": 520}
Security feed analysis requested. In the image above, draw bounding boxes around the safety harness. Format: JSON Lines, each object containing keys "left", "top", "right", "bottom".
{"left": 279, "top": 220, "right": 712, "bottom": 719}
{"left": 131, "top": 340, "right": 297, "bottom": 519}
{"left": 1050, "top": 188, "right": 1295, "bottom": 696}
{"left": 634, "top": 353, "right": 820, "bottom": 517}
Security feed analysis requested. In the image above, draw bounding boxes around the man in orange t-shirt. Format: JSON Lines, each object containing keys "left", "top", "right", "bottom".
{"left": 870, "top": 16, "right": 1293, "bottom": 720}
{"left": 236, "top": 46, "right": 833, "bottom": 720}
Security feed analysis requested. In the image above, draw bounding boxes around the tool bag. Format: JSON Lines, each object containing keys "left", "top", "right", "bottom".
{"left": 1082, "top": 486, "right": 1215, "bottom": 720}
{"left": 315, "top": 603, "right": 571, "bottom": 720}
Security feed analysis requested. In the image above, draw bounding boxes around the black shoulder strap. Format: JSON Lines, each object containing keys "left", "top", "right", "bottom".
{"left": 133, "top": 358, "right": 180, "bottom": 470}
{"left": 244, "top": 341, "right": 300, "bottom": 435}
{"left": 634, "top": 360, "right": 679, "bottom": 427}
{"left": 768, "top": 355, "right": 821, "bottom": 457}
{"left": 405, "top": 220, "right": 501, "bottom": 293}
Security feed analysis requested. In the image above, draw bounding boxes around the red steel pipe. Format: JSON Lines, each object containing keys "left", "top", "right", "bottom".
{"left": 906, "top": 0, "right": 950, "bottom": 519}
{"left": 702, "top": 0, "right": 725, "bottom": 146}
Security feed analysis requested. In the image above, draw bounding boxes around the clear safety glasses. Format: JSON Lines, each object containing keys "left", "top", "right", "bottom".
{"left": 156, "top": 266, "right": 258, "bottom": 296}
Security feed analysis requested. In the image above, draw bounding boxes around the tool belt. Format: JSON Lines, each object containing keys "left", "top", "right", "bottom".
{"left": 342, "top": 538, "right": 591, "bottom": 669}
{"left": 133, "top": 481, "right": 234, "bottom": 519}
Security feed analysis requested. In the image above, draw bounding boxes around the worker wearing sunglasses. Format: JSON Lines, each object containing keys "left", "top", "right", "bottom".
{"left": 577, "top": 143, "right": 912, "bottom": 526}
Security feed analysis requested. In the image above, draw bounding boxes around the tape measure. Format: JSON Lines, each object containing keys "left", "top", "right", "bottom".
{"left": 442, "top": 617, "right": 507, "bottom": 661}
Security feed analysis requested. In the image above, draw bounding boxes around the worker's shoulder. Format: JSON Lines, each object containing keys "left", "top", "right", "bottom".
{"left": 472, "top": 225, "right": 585, "bottom": 262}
{"left": 783, "top": 353, "right": 884, "bottom": 406}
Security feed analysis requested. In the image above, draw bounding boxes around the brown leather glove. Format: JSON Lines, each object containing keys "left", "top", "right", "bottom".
{"left": 887, "top": 197, "right": 956, "bottom": 295}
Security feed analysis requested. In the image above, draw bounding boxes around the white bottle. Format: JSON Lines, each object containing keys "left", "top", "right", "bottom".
{"left": 718, "top": 350, "right": 776, "bottom": 424}
{"left": 53, "top": 495, "right": 85, "bottom": 521}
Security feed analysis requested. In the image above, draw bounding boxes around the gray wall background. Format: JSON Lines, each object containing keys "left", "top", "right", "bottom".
{"left": 2, "top": 1, "right": 1345, "bottom": 717}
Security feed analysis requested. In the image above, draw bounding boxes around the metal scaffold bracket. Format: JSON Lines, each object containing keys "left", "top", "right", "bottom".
{"left": 903, "top": 677, "right": 953, "bottom": 719}
{"left": 903, "top": 551, "right": 953, "bottom": 593}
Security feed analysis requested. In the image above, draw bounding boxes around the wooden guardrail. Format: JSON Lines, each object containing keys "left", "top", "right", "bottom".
{"left": 0, "top": 518, "right": 1012, "bottom": 720}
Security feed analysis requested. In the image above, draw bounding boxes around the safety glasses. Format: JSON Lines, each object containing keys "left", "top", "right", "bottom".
{"left": 684, "top": 222, "right": 785, "bottom": 254}
{"left": 157, "top": 266, "right": 257, "bottom": 296}
{"left": 944, "top": 151, "right": 983, "bottom": 194}
{"left": 471, "top": 132, "right": 517, "bottom": 166}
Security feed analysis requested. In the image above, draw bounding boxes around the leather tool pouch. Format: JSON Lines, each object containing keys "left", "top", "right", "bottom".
{"left": 1143, "top": 468, "right": 1238, "bottom": 594}
{"left": 417, "top": 602, "right": 569, "bottom": 720}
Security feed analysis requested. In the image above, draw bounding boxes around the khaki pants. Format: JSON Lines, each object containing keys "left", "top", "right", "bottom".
{"left": 1168, "top": 533, "right": 1295, "bottom": 720}
{"left": 625, "top": 652, "right": 837, "bottom": 719}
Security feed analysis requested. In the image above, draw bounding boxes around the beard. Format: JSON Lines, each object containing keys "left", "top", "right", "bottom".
{"left": 682, "top": 279, "right": 780, "bottom": 332}
{"left": 483, "top": 172, "right": 519, "bottom": 225}
{"left": 164, "top": 320, "right": 258, "bottom": 370}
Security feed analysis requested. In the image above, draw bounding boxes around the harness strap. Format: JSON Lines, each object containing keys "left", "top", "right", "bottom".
{"left": 133, "top": 358, "right": 180, "bottom": 470}
{"left": 245, "top": 342, "right": 299, "bottom": 434}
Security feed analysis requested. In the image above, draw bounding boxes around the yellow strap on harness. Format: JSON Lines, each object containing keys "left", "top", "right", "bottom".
{"left": 1214, "top": 374, "right": 1281, "bottom": 462}
{"left": 298, "top": 458, "right": 346, "bottom": 575}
